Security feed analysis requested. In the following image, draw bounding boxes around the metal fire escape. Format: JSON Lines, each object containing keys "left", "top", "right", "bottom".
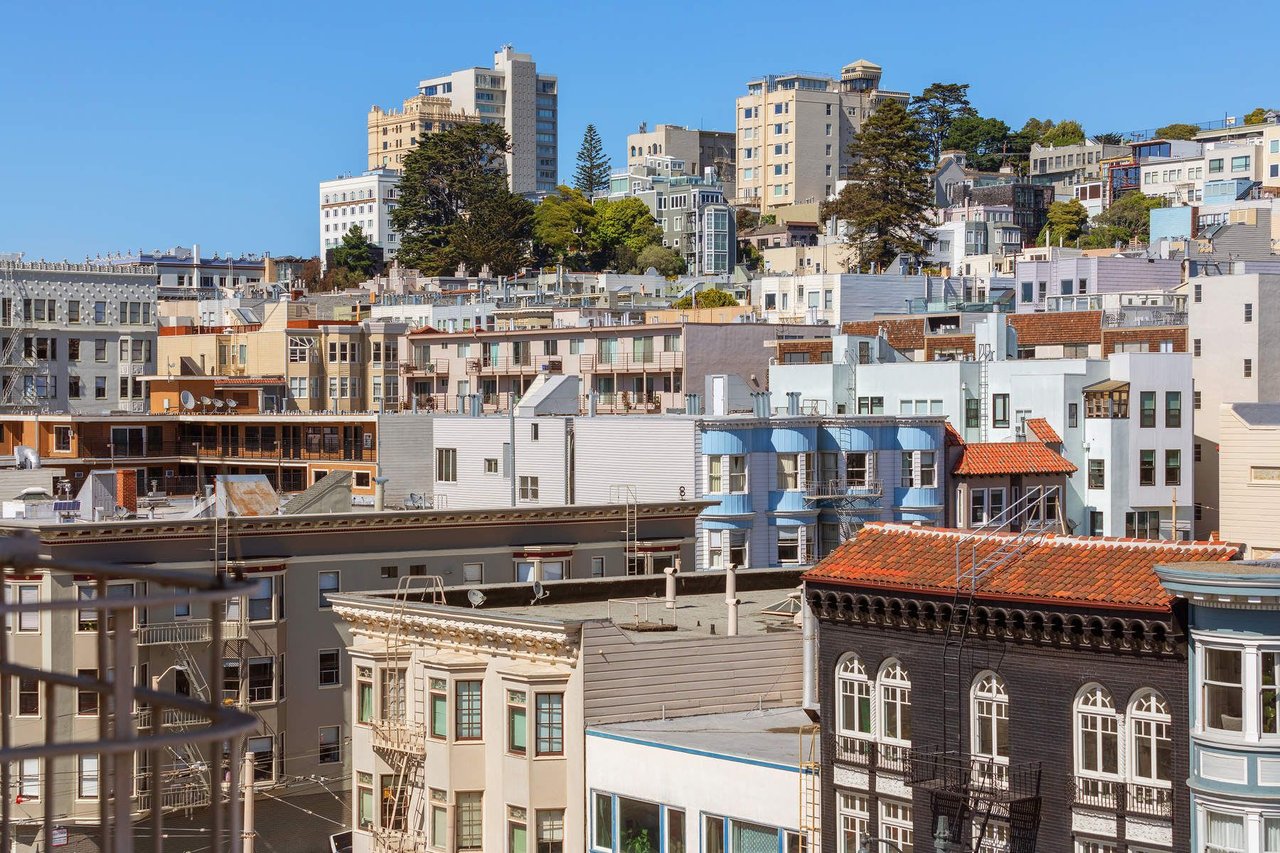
{"left": 370, "top": 575, "right": 442, "bottom": 853}
{"left": 914, "top": 485, "right": 1063, "bottom": 853}
{"left": 0, "top": 262, "right": 45, "bottom": 409}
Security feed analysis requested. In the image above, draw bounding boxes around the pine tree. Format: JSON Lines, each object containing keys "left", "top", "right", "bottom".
{"left": 821, "top": 100, "right": 934, "bottom": 272}
{"left": 573, "top": 124, "right": 611, "bottom": 196}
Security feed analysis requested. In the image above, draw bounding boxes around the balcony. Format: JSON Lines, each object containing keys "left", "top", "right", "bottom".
{"left": 805, "top": 479, "right": 884, "bottom": 500}
{"left": 836, "top": 734, "right": 874, "bottom": 766}
{"left": 1126, "top": 781, "right": 1173, "bottom": 818}
{"left": 371, "top": 827, "right": 425, "bottom": 853}
{"left": 1068, "top": 776, "right": 1118, "bottom": 810}
{"left": 1067, "top": 776, "right": 1172, "bottom": 819}
{"left": 135, "top": 707, "right": 208, "bottom": 730}
{"left": 135, "top": 780, "right": 210, "bottom": 814}
{"left": 136, "top": 619, "right": 248, "bottom": 646}
{"left": 400, "top": 358, "right": 450, "bottom": 376}
{"left": 370, "top": 718, "right": 427, "bottom": 754}
{"left": 579, "top": 352, "right": 684, "bottom": 372}
{"left": 466, "top": 355, "right": 539, "bottom": 375}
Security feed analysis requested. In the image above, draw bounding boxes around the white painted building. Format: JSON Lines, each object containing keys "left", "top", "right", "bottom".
{"left": 370, "top": 299, "right": 498, "bottom": 334}
{"left": 319, "top": 169, "right": 401, "bottom": 263}
{"left": 1140, "top": 141, "right": 1265, "bottom": 205}
{"left": 754, "top": 273, "right": 988, "bottom": 326}
{"left": 769, "top": 315, "right": 1195, "bottom": 538}
{"left": 586, "top": 707, "right": 813, "bottom": 853}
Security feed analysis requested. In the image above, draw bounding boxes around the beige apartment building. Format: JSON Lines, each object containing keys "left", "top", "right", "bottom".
{"left": 0, "top": 501, "right": 703, "bottom": 853}
{"left": 368, "top": 95, "right": 479, "bottom": 173}
{"left": 734, "top": 59, "right": 909, "bottom": 212}
{"left": 159, "top": 300, "right": 409, "bottom": 412}
{"left": 331, "top": 568, "right": 803, "bottom": 853}
{"left": 403, "top": 321, "right": 829, "bottom": 414}
{"left": 625, "top": 123, "right": 736, "bottom": 199}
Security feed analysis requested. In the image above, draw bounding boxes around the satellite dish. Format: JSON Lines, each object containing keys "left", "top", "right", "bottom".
{"left": 199, "top": 396, "right": 212, "bottom": 407}
{"left": 212, "top": 398, "right": 225, "bottom": 410}
{"left": 180, "top": 390, "right": 196, "bottom": 410}
{"left": 225, "top": 399, "right": 239, "bottom": 410}
{"left": 467, "top": 589, "right": 486, "bottom": 608}
{"left": 530, "top": 580, "right": 549, "bottom": 605}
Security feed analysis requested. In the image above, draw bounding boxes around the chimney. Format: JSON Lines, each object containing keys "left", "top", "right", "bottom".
{"left": 116, "top": 469, "right": 138, "bottom": 514}
{"left": 786, "top": 391, "right": 802, "bottom": 417}
{"left": 665, "top": 559, "right": 679, "bottom": 610}
{"left": 725, "top": 565, "right": 739, "bottom": 637}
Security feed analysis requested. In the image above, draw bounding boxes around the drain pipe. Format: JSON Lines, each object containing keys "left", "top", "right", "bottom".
{"left": 665, "top": 559, "right": 680, "bottom": 610}
{"left": 798, "top": 587, "right": 818, "bottom": 717}
{"left": 725, "top": 564, "right": 739, "bottom": 636}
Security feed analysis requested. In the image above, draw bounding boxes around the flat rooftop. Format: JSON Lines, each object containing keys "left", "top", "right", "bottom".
{"left": 588, "top": 706, "right": 815, "bottom": 769}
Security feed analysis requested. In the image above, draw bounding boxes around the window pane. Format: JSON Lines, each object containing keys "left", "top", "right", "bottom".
{"left": 594, "top": 793, "right": 613, "bottom": 849}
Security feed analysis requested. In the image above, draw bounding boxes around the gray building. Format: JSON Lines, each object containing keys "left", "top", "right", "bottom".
{"left": 626, "top": 123, "right": 736, "bottom": 200}
{"left": 0, "top": 500, "right": 703, "bottom": 851}
{"left": 1030, "top": 138, "right": 1131, "bottom": 192}
{"left": 98, "top": 244, "right": 267, "bottom": 299}
{"left": 0, "top": 260, "right": 157, "bottom": 413}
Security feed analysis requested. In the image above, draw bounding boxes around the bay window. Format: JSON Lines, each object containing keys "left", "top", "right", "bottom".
{"left": 1204, "top": 647, "right": 1244, "bottom": 732}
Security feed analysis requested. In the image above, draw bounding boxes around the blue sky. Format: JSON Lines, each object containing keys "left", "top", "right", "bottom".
{"left": 0, "top": 0, "right": 1270, "bottom": 261}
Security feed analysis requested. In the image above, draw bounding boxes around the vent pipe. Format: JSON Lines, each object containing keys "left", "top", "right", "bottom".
{"left": 725, "top": 564, "right": 739, "bottom": 636}
{"left": 800, "top": 587, "right": 818, "bottom": 714}
{"left": 786, "top": 391, "right": 801, "bottom": 417}
{"left": 665, "top": 558, "right": 679, "bottom": 610}
{"left": 588, "top": 390, "right": 598, "bottom": 417}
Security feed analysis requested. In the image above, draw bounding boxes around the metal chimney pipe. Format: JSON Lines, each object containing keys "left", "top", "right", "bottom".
{"left": 726, "top": 564, "right": 739, "bottom": 636}
{"left": 665, "top": 559, "right": 679, "bottom": 610}
{"left": 800, "top": 587, "right": 817, "bottom": 713}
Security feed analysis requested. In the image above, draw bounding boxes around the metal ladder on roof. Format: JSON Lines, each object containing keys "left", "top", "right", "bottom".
{"left": 798, "top": 724, "right": 821, "bottom": 852}
{"left": 610, "top": 484, "right": 639, "bottom": 575}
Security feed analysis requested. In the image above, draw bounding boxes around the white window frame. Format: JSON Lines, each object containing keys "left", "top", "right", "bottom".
{"left": 971, "top": 671, "right": 1009, "bottom": 767}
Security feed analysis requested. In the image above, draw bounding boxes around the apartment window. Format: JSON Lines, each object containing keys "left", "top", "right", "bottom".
{"left": 1076, "top": 686, "right": 1119, "bottom": 776}
{"left": 1125, "top": 510, "right": 1161, "bottom": 539}
{"left": 221, "top": 659, "right": 242, "bottom": 705}
{"left": 461, "top": 562, "right": 483, "bottom": 584}
{"left": 591, "top": 556, "right": 605, "bottom": 578}
{"left": 1203, "top": 647, "right": 1243, "bottom": 732}
{"left": 429, "top": 678, "right": 448, "bottom": 738}
{"left": 456, "top": 792, "right": 483, "bottom": 851}
{"left": 846, "top": 452, "right": 870, "bottom": 487}
{"left": 530, "top": 423, "right": 540, "bottom": 441}
{"left": 777, "top": 454, "right": 799, "bottom": 490}
{"left": 76, "top": 585, "right": 98, "bottom": 631}
{"left": 1088, "top": 459, "right": 1105, "bottom": 490}
{"left": 507, "top": 690, "right": 527, "bottom": 755}
{"left": 247, "top": 576, "right": 277, "bottom": 621}
{"left": 456, "top": 680, "right": 482, "bottom": 740}
{"left": 483, "top": 457, "right": 499, "bottom": 475}
{"left": 992, "top": 394, "right": 1010, "bottom": 428}
{"left": 78, "top": 755, "right": 99, "bottom": 799}
{"left": 1205, "top": 811, "right": 1245, "bottom": 853}
{"left": 1231, "top": 155, "right": 1251, "bottom": 172}
{"left": 519, "top": 476, "right": 540, "bottom": 501}
{"left": 248, "top": 735, "right": 274, "bottom": 782}
{"left": 1130, "top": 690, "right": 1172, "bottom": 784}
{"left": 1139, "top": 450, "right": 1156, "bottom": 486}
{"left": 777, "top": 528, "right": 801, "bottom": 564}
{"left": 970, "top": 489, "right": 987, "bottom": 526}
{"left": 357, "top": 667, "right": 373, "bottom": 724}
{"left": 1246, "top": 303, "right": 1254, "bottom": 323}
{"left": 319, "top": 725, "right": 341, "bottom": 763}
{"left": 537, "top": 810, "right": 565, "bottom": 853}
{"left": 1195, "top": 390, "right": 1202, "bottom": 410}
{"left": 380, "top": 565, "right": 398, "bottom": 579}
{"left": 436, "top": 448, "right": 457, "bottom": 482}
{"left": 95, "top": 376, "right": 107, "bottom": 399}
{"left": 972, "top": 672, "right": 1009, "bottom": 762}
{"left": 247, "top": 657, "right": 274, "bottom": 703}
{"left": 536, "top": 693, "right": 564, "bottom": 755}
{"left": 1139, "top": 391, "right": 1156, "bottom": 428}
{"left": 77, "top": 669, "right": 99, "bottom": 715}
{"left": 1165, "top": 449, "right": 1182, "bottom": 486}
{"left": 1163, "top": 391, "right": 1182, "bottom": 428}
{"left": 1246, "top": 359, "right": 1254, "bottom": 378}
{"left": 11, "top": 584, "right": 39, "bottom": 631}
{"left": 1068, "top": 403, "right": 1079, "bottom": 429}
{"left": 318, "top": 571, "right": 339, "bottom": 608}
{"left": 319, "top": 649, "right": 340, "bottom": 686}
{"left": 1194, "top": 283, "right": 1203, "bottom": 303}
{"left": 1209, "top": 158, "right": 1224, "bottom": 174}
{"left": 16, "top": 676, "right": 39, "bottom": 716}
{"left": 965, "top": 398, "right": 980, "bottom": 429}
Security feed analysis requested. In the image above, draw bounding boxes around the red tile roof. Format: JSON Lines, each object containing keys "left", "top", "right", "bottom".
{"left": 1024, "top": 418, "right": 1062, "bottom": 444}
{"left": 944, "top": 422, "right": 966, "bottom": 447}
{"left": 842, "top": 318, "right": 927, "bottom": 351}
{"left": 803, "top": 523, "right": 1241, "bottom": 610}
{"left": 953, "top": 441, "right": 1077, "bottom": 476}
{"left": 1007, "top": 311, "right": 1103, "bottom": 346}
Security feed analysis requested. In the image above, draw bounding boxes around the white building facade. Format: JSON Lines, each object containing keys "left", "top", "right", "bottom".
{"left": 319, "top": 169, "right": 401, "bottom": 263}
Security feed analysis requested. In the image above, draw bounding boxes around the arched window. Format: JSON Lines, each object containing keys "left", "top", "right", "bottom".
{"left": 1075, "top": 685, "right": 1119, "bottom": 777}
{"left": 971, "top": 672, "right": 1009, "bottom": 761}
{"left": 878, "top": 660, "right": 911, "bottom": 744}
{"left": 836, "top": 654, "right": 871, "bottom": 737}
{"left": 1130, "top": 689, "right": 1172, "bottom": 785}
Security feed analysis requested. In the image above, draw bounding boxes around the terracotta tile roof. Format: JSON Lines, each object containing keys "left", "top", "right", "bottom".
{"left": 1007, "top": 311, "right": 1103, "bottom": 346}
{"left": 842, "top": 318, "right": 927, "bottom": 351}
{"left": 944, "top": 422, "right": 966, "bottom": 447}
{"left": 1024, "top": 418, "right": 1062, "bottom": 444}
{"left": 803, "top": 523, "right": 1242, "bottom": 610}
{"left": 953, "top": 440, "right": 1077, "bottom": 476}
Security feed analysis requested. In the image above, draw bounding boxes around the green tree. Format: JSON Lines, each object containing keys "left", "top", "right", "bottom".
{"left": 1037, "top": 199, "right": 1089, "bottom": 246}
{"left": 737, "top": 241, "right": 763, "bottom": 271}
{"left": 1156, "top": 122, "right": 1200, "bottom": 140}
{"left": 735, "top": 208, "right": 760, "bottom": 233}
{"left": 909, "top": 83, "right": 976, "bottom": 161}
{"left": 573, "top": 124, "right": 611, "bottom": 196}
{"left": 942, "top": 115, "right": 1011, "bottom": 172}
{"left": 592, "top": 197, "right": 662, "bottom": 269}
{"left": 534, "top": 186, "right": 596, "bottom": 266}
{"left": 673, "top": 289, "right": 738, "bottom": 309}
{"left": 821, "top": 99, "right": 934, "bottom": 272}
{"left": 1093, "top": 191, "right": 1164, "bottom": 243}
{"left": 1245, "top": 107, "right": 1274, "bottom": 125}
{"left": 1040, "top": 120, "right": 1086, "bottom": 147}
{"left": 633, "top": 244, "right": 686, "bottom": 277}
{"left": 330, "top": 225, "right": 376, "bottom": 278}
{"left": 1079, "top": 225, "right": 1132, "bottom": 250}
{"left": 1093, "top": 132, "right": 1125, "bottom": 145}
{"left": 392, "top": 123, "right": 534, "bottom": 276}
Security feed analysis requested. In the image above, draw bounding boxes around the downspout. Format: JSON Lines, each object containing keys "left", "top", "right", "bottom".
{"left": 800, "top": 587, "right": 818, "bottom": 717}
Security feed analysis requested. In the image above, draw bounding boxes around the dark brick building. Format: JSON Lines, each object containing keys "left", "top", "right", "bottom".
{"left": 803, "top": 523, "right": 1241, "bottom": 853}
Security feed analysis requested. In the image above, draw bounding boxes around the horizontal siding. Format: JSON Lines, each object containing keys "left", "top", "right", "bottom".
{"left": 573, "top": 418, "right": 698, "bottom": 505}
{"left": 581, "top": 622, "right": 803, "bottom": 724}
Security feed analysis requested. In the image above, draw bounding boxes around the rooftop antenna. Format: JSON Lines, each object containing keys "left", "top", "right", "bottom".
{"left": 466, "top": 589, "right": 487, "bottom": 608}
{"left": 530, "top": 580, "right": 549, "bottom": 605}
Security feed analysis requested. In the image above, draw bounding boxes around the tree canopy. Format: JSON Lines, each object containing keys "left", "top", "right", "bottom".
{"left": 634, "top": 244, "right": 686, "bottom": 277}
{"left": 330, "top": 225, "right": 376, "bottom": 279}
{"left": 673, "top": 289, "right": 738, "bottom": 309}
{"left": 909, "top": 83, "right": 976, "bottom": 161}
{"left": 573, "top": 124, "right": 611, "bottom": 196}
{"left": 533, "top": 186, "right": 596, "bottom": 267}
{"left": 821, "top": 99, "right": 933, "bottom": 272}
{"left": 1093, "top": 192, "right": 1164, "bottom": 243}
{"left": 1093, "top": 132, "right": 1125, "bottom": 145}
{"left": 942, "top": 115, "right": 1011, "bottom": 172}
{"left": 1039, "top": 120, "right": 1086, "bottom": 147}
{"left": 1037, "top": 199, "right": 1089, "bottom": 246}
{"left": 592, "top": 197, "right": 662, "bottom": 269}
{"left": 1156, "top": 122, "right": 1200, "bottom": 141}
{"left": 1244, "top": 107, "right": 1273, "bottom": 125}
{"left": 391, "top": 123, "right": 534, "bottom": 276}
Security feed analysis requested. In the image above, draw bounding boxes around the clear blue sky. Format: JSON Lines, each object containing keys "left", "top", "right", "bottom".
{"left": 1, "top": 0, "right": 1269, "bottom": 261}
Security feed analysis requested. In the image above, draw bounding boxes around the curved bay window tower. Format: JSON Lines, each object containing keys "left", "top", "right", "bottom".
{"left": 0, "top": 532, "right": 256, "bottom": 853}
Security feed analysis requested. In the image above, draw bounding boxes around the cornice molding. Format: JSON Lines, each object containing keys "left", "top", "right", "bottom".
{"left": 333, "top": 603, "right": 578, "bottom": 664}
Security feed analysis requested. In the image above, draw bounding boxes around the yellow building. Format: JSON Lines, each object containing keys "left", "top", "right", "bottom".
{"left": 368, "top": 94, "right": 479, "bottom": 173}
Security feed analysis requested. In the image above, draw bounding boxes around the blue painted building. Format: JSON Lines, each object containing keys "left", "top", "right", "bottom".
{"left": 698, "top": 413, "right": 946, "bottom": 569}
{"left": 1158, "top": 561, "right": 1280, "bottom": 852}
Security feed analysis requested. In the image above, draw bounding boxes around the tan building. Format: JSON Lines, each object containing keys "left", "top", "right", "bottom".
{"left": 158, "top": 301, "right": 408, "bottom": 413}
{"left": 1218, "top": 402, "right": 1280, "bottom": 557}
{"left": 625, "top": 124, "right": 735, "bottom": 199}
{"left": 331, "top": 568, "right": 803, "bottom": 853}
{"left": 734, "top": 59, "right": 909, "bottom": 212}
{"left": 0, "top": 501, "right": 704, "bottom": 852}
{"left": 368, "top": 94, "right": 478, "bottom": 173}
